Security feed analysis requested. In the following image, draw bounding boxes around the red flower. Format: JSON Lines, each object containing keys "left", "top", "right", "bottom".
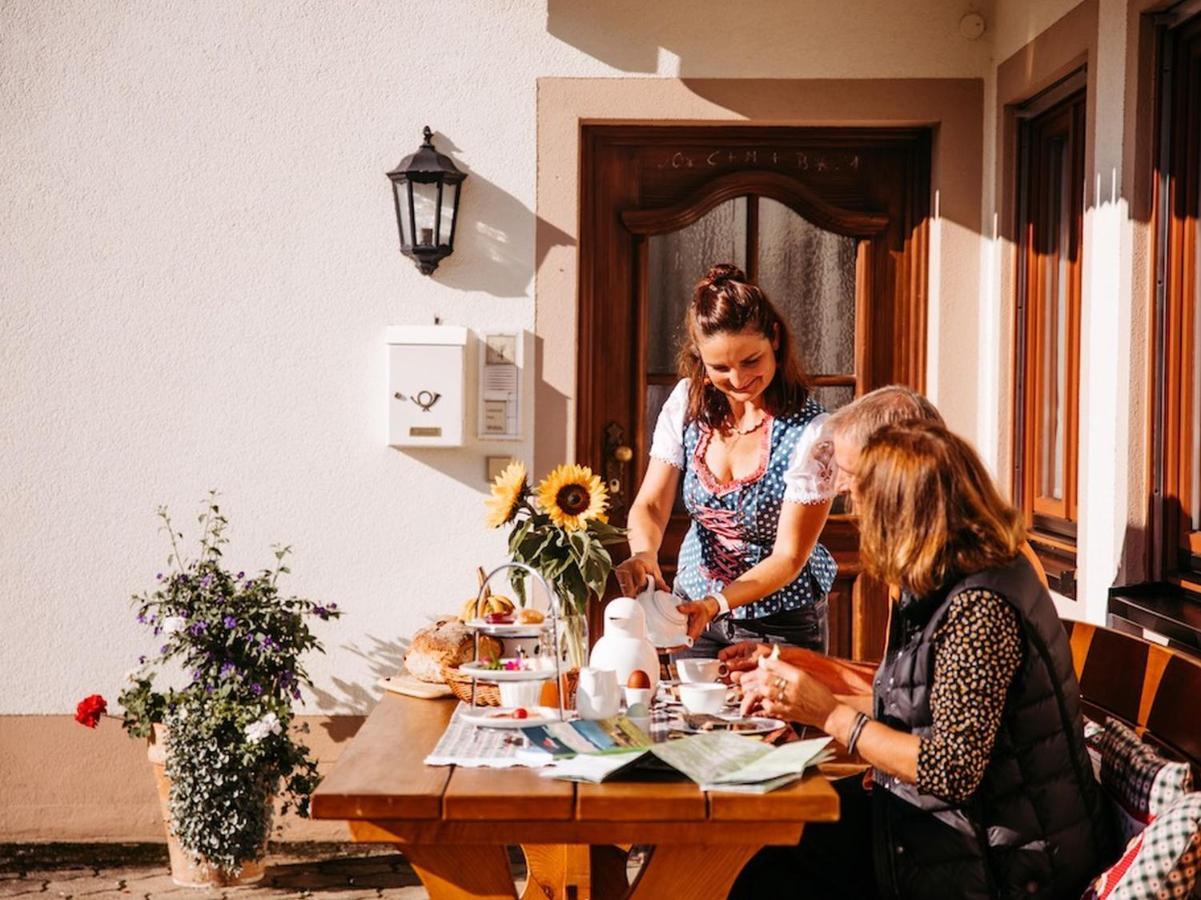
{"left": 75, "top": 694, "right": 108, "bottom": 728}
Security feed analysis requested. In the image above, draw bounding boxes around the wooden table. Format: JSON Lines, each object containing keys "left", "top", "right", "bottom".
{"left": 311, "top": 695, "right": 840, "bottom": 900}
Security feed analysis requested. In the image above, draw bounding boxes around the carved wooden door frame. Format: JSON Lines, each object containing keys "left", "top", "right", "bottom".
{"left": 577, "top": 125, "right": 931, "bottom": 661}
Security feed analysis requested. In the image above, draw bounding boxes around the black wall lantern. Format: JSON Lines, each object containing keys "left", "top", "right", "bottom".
{"left": 387, "top": 127, "right": 467, "bottom": 275}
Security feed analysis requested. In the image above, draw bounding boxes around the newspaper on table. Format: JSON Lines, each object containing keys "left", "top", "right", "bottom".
{"left": 530, "top": 730, "right": 831, "bottom": 793}
{"left": 424, "top": 702, "right": 556, "bottom": 768}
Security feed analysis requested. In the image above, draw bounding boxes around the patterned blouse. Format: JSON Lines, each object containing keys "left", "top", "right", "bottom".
{"left": 648, "top": 378, "right": 838, "bottom": 620}
{"left": 916, "top": 588, "right": 1023, "bottom": 803}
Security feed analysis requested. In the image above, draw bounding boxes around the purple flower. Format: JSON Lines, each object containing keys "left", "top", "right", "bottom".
{"left": 187, "top": 621, "right": 207, "bottom": 637}
{"left": 223, "top": 616, "right": 237, "bottom": 629}
{"left": 329, "top": 602, "right": 338, "bottom": 610}
{"left": 313, "top": 605, "right": 329, "bottom": 620}
{"left": 153, "top": 626, "right": 162, "bottom": 636}
{"left": 236, "top": 571, "right": 244, "bottom": 579}
{"left": 136, "top": 613, "right": 147, "bottom": 624}
{"left": 290, "top": 687, "right": 302, "bottom": 700}
{"left": 219, "top": 662, "right": 236, "bottom": 679}
{"left": 250, "top": 683, "right": 263, "bottom": 696}
{"left": 200, "top": 575, "right": 213, "bottom": 589}
{"left": 160, "top": 644, "right": 169, "bottom": 654}
{"left": 138, "top": 655, "right": 147, "bottom": 665}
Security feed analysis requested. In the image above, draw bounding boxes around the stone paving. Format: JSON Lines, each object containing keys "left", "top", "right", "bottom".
{"left": 0, "top": 844, "right": 527, "bottom": 900}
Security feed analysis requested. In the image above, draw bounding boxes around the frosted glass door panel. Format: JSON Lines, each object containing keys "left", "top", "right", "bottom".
{"left": 646, "top": 199, "right": 747, "bottom": 375}
{"left": 757, "top": 198, "right": 857, "bottom": 377}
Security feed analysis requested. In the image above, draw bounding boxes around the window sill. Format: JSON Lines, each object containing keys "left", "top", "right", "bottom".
{"left": 1108, "top": 583, "right": 1201, "bottom": 660}
{"left": 1029, "top": 535, "right": 1077, "bottom": 600}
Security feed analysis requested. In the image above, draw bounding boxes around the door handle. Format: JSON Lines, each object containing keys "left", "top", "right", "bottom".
{"left": 603, "top": 422, "right": 631, "bottom": 515}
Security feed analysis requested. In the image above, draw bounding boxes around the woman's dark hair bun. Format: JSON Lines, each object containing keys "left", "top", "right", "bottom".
{"left": 704, "top": 262, "right": 746, "bottom": 286}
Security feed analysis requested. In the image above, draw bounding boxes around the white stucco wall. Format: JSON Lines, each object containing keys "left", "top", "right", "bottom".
{"left": 2, "top": 0, "right": 1037, "bottom": 716}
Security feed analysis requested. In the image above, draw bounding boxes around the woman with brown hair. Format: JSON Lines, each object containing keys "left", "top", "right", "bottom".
{"left": 614, "top": 263, "right": 837, "bottom": 654}
{"left": 732, "top": 421, "right": 1111, "bottom": 900}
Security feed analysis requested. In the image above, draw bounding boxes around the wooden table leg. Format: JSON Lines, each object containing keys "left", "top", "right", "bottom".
{"left": 521, "top": 844, "right": 606, "bottom": 900}
{"left": 589, "top": 845, "right": 630, "bottom": 899}
{"left": 401, "top": 844, "right": 517, "bottom": 900}
{"left": 616, "top": 844, "right": 761, "bottom": 900}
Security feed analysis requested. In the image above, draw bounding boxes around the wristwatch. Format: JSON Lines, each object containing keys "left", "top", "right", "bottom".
{"left": 708, "top": 592, "right": 732, "bottom": 618}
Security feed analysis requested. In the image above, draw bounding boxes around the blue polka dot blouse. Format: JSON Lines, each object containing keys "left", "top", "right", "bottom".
{"left": 649, "top": 379, "right": 838, "bottom": 620}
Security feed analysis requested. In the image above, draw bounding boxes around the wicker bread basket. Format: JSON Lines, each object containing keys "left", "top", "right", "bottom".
{"left": 440, "top": 663, "right": 579, "bottom": 709}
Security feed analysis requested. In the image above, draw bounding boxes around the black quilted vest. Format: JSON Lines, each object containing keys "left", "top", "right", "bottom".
{"left": 871, "top": 555, "right": 1112, "bottom": 900}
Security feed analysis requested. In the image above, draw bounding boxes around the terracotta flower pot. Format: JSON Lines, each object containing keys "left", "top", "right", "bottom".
{"left": 147, "top": 725, "right": 268, "bottom": 888}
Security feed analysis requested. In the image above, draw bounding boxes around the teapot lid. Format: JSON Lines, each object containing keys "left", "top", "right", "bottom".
{"left": 603, "top": 596, "right": 648, "bottom": 636}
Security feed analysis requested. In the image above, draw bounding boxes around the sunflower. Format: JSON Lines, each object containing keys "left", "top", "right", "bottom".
{"left": 536, "top": 464, "right": 608, "bottom": 532}
{"left": 484, "top": 460, "right": 528, "bottom": 528}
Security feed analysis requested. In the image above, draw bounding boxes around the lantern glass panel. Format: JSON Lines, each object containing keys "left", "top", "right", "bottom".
{"left": 391, "top": 182, "right": 409, "bottom": 248}
{"left": 411, "top": 181, "right": 439, "bottom": 247}
{"left": 439, "top": 183, "right": 459, "bottom": 247}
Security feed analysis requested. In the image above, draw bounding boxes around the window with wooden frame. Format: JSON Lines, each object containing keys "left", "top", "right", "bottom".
{"left": 1014, "top": 77, "right": 1087, "bottom": 596}
{"left": 1153, "top": 6, "right": 1201, "bottom": 585}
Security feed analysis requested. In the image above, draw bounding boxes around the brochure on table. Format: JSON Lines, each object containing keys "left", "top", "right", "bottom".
{"left": 521, "top": 716, "right": 833, "bottom": 793}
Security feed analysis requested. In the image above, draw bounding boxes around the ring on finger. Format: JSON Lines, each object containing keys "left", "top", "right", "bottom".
{"left": 773, "top": 676, "right": 787, "bottom": 691}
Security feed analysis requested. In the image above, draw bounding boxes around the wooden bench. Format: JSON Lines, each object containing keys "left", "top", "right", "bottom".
{"left": 1065, "top": 620, "right": 1201, "bottom": 770}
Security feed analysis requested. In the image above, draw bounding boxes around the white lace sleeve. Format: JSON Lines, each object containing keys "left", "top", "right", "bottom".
{"left": 648, "top": 379, "right": 689, "bottom": 470}
{"left": 784, "top": 412, "right": 836, "bottom": 504}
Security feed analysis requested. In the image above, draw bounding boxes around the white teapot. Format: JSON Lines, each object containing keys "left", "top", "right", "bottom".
{"left": 634, "top": 576, "right": 692, "bottom": 650}
{"left": 588, "top": 596, "right": 661, "bottom": 695}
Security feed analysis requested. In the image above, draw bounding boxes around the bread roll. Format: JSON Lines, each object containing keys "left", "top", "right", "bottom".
{"left": 406, "top": 617, "right": 500, "bottom": 683}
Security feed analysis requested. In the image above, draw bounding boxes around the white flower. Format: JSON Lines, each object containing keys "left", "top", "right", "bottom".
{"left": 244, "top": 712, "right": 282, "bottom": 744}
{"left": 162, "top": 615, "right": 187, "bottom": 636}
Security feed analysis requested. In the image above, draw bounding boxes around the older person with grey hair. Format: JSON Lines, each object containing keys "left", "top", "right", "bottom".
{"left": 721, "top": 384, "right": 1045, "bottom": 686}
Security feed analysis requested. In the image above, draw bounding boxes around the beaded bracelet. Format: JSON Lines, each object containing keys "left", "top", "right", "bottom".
{"left": 846, "top": 712, "right": 871, "bottom": 756}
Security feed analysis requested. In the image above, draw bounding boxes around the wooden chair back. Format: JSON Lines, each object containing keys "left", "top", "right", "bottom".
{"left": 1064, "top": 620, "right": 1201, "bottom": 769}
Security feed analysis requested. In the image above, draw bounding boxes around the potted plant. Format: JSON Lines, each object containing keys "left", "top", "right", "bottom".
{"left": 76, "top": 493, "right": 341, "bottom": 886}
{"left": 484, "top": 461, "right": 626, "bottom": 670}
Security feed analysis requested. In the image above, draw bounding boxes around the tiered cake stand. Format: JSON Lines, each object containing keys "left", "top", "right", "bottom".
{"left": 459, "top": 562, "right": 568, "bottom": 721}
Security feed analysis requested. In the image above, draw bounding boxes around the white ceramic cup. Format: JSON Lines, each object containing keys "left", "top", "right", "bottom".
{"left": 678, "top": 682, "right": 728, "bottom": 715}
{"left": 498, "top": 680, "right": 543, "bottom": 708}
{"left": 676, "top": 658, "right": 726, "bottom": 683}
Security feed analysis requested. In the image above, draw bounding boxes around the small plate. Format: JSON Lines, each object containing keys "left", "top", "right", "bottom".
{"left": 456, "top": 660, "right": 557, "bottom": 682}
{"left": 464, "top": 618, "right": 548, "bottom": 637}
{"left": 673, "top": 715, "right": 786, "bottom": 736}
{"left": 459, "top": 706, "right": 565, "bottom": 729}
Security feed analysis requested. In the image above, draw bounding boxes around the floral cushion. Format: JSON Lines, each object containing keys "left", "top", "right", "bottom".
{"left": 1081, "top": 791, "right": 1201, "bottom": 900}
{"left": 1084, "top": 718, "right": 1194, "bottom": 842}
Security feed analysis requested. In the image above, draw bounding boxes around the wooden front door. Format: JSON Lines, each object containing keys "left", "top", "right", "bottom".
{"left": 578, "top": 126, "right": 930, "bottom": 661}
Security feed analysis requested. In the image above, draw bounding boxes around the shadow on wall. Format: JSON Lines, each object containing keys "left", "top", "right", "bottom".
{"left": 547, "top": 0, "right": 663, "bottom": 72}
{"left": 419, "top": 133, "right": 575, "bottom": 298}
{"left": 534, "top": 333, "right": 570, "bottom": 469}
{"left": 309, "top": 634, "right": 409, "bottom": 718}
{"left": 546, "top": 0, "right": 973, "bottom": 76}
{"left": 546, "top": 0, "right": 825, "bottom": 74}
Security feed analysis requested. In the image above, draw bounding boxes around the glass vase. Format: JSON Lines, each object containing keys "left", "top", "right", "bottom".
{"left": 558, "top": 610, "right": 589, "bottom": 671}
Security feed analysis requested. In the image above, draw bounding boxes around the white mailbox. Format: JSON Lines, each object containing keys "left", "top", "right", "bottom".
{"left": 386, "top": 325, "right": 467, "bottom": 447}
